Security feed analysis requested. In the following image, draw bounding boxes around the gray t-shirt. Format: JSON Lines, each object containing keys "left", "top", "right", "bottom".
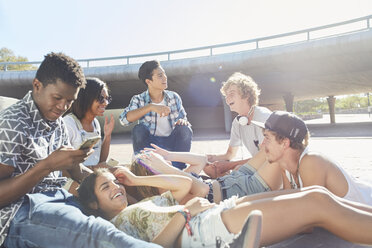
{"left": 229, "top": 106, "right": 271, "bottom": 157}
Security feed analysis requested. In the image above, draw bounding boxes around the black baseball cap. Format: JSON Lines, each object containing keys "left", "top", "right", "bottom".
{"left": 252, "top": 111, "right": 308, "bottom": 142}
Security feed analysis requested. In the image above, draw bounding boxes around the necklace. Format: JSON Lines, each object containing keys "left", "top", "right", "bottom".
{"left": 288, "top": 161, "right": 301, "bottom": 189}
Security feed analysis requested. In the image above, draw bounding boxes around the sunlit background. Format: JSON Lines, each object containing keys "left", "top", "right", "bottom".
{"left": 1, "top": 0, "right": 372, "bottom": 61}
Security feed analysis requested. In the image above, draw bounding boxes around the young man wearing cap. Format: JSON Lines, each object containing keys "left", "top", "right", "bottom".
{"left": 255, "top": 111, "right": 372, "bottom": 205}
{"left": 205, "top": 72, "right": 272, "bottom": 177}
{"left": 119, "top": 60, "right": 192, "bottom": 170}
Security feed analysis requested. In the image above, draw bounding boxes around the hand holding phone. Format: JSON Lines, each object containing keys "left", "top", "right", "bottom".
{"left": 78, "top": 136, "right": 101, "bottom": 150}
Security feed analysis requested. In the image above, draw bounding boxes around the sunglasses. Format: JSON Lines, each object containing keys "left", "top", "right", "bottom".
{"left": 98, "top": 95, "right": 112, "bottom": 104}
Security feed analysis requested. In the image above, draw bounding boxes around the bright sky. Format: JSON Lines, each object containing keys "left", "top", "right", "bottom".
{"left": 1, "top": 0, "right": 372, "bottom": 62}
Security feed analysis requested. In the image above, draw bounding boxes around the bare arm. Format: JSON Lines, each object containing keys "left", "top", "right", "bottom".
{"left": 152, "top": 197, "right": 215, "bottom": 247}
{"left": 207, "top": 145, "right": 239, "bottom": 162}
{"left": 99, "top": 115, "right": 114, "bottom": 163}
{"left": 299, "top": 156, "right": 327, "bottom": 188}
{"left": 152, "top": 211, "right": 185, "bottom": 248}
{"left": 0, "top": 162, "right": 49, "bottom": 207}
{"left": 140, "top": 152, "right": 210, "bottom": 202}
{"left": 126, "top": 104, "right": 170, "bottom": 123}
{"left": 67, "top": 163, "right": 93, "bottom": 184}
{"left": 204, "top": 148, "right": 267, "bottom": 178}
{"left": 113, "top": 166, "right": 192, "bottom": 203}
{"left": 204, "top": 159, "right": 250, "bottom": 178}
{"left": 145, "top": 144, "right": 208, "bottom": 174}
{"left": 300, "top": 154, "right": 350, "bottom": 199}
{"left": 0, "top": 148, "right": 90, "bottom": 208}
{"left": 126, "top": 104, "right": 152, "bottom": 123}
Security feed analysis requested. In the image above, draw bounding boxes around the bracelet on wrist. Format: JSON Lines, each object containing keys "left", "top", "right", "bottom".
{"left": 177, "top": 209, "right": 193, "bottom": 236}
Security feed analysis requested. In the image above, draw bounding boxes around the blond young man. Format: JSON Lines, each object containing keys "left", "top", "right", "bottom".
{"left": 205, "top": 72, "right": 271, "bottom": 177}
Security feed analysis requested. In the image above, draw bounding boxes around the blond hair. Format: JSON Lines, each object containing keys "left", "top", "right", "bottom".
{"left": 220, "top": 72, "right": 261, "bottom": 107}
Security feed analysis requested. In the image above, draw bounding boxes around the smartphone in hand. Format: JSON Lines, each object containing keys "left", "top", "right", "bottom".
{"left": 78, "top": 136, "right": 101, "bottom": 150}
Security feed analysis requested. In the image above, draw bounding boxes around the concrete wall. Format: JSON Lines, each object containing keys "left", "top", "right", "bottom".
{"left": 0, "top": 95, "right": 227, "bottom": 134}
{"left": 0, "top": 96, "right": 19, "bottom": 111}
{"left": 96, "top": 106, "right": 227, "bottom": 134}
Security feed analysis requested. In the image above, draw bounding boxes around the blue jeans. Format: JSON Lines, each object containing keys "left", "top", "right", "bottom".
{"left": 217, "top": 163, "right": 271, "bottom": 200}
{"left": 132, "top": 123, "right": 193, "bottom": 170}
{"left": 4, "top": 189, "right": 160, "bottom": 248}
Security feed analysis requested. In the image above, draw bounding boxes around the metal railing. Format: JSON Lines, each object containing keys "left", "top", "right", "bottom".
{"left": 1, "top": 14, "right": 371, "bottom": 71}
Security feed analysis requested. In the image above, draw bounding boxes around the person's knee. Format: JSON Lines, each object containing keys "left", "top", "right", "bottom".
{"left": 301, "top": 185, "right": 329, "bottom": 193}
{"left": 303, "top": 187, "right": 332, "bottom": 205}
{"left": 199, "top": 183, "right": 210, "bottom": 198}
{"left": 132, "top": 124, "right": 149, "bottom": 140}
{"left": 173, "top": 125, "right": 193, "bottom": 141}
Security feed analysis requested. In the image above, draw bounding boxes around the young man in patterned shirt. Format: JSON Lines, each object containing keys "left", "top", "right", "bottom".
{"left": 119, "top": 60, "right": 192, "bottom": 169}
{"left": 0, "top": 52, "right": 160, "bottom": 248}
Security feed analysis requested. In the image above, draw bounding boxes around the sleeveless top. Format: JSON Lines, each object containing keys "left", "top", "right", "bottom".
{"left": 285, "top": 147, "right": 372, "bottom": 205}
{"left": 285, "top": 147, "right": 307, "bottom": 189}
{"left": 110, "top": 191, "right": 181, "bottom": 242}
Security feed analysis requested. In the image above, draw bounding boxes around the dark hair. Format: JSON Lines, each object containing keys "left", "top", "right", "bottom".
{"left": 130, "top": 159, "right": 159, "bottom": 200}
{"left": 36, "top": 52, "right": 86, "bottom": 88}
{"left": 272, "top": 130, "right": 310, "bottom": 150}
{"left": 77, "top": 168, "right": 109, "bottom": 218}
{"left": 70, "top": 77, "right": 108, "bottom": 119}
{"left": 138, "top": 60, "right": 160, "bottom": 86}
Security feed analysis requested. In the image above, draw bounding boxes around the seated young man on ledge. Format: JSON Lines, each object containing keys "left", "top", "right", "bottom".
{"left": 119, "top": 60, "right": 192, "bottom": 170}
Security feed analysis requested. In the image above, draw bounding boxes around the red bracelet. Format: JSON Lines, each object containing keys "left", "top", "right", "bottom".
{"left": 177, "top": 209, "right": 193, "bottom": 236}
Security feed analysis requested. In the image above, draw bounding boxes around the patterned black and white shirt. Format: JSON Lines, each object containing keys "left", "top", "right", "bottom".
{"left": 0, "top": 91, "right": 69, "bottom": 245}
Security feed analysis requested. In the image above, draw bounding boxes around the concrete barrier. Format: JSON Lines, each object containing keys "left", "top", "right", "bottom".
{"left": 0, "top": 96, "right": 19, "bottom": 111}
{"left": 96, "top": 106, "right": 227, "bottom": 134}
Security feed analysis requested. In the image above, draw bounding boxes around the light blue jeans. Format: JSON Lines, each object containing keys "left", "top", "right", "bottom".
{"left": 4, "top": 189, "right": 160, "bottom": 248}
{"left": 217, "top": 163, "right": 271, "bottom": 200}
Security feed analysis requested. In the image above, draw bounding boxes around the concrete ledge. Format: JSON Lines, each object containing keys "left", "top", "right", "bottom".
{"left": 96, "top": 106, "right": 227, "bottom": 134}
{"left": 0, "top": 96, "right": 19, "bottom": 111}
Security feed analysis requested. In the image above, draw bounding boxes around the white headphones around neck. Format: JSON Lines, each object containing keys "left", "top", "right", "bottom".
{"left": 237, "top": 106, "right": 254, "bottom": 126}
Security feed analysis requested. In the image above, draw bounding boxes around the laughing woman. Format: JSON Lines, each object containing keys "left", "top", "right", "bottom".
{"left": 63, "top": 77, "right": 115, "bottom": 192}
{"left": 77, "top": 165, "right": 372, "bottom": 248}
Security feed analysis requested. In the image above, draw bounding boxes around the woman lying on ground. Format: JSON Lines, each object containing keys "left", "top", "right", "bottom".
{"left": 141, "top": 145, "right": 282, "bottom": 203}
{"left": 78, "top": 167, "right": 261, "bottom": 248}
{"left": 77, "top": 165, "right": 372, "bottom": 248}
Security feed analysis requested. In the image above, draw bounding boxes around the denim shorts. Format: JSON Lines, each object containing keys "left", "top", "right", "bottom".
{"left": 217, "top": 163, "right": 270, "bottom": 200}
{"left": 181, "top": 196, "right": 238, "bottom": 248}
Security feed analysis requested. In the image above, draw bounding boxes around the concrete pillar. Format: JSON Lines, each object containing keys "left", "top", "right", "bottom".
{"left": 327, "top": 95, "right": 336, "bottom": 124}
{"left": 283, "top": 93, "right": 294, "bottom": 112}
{"left": 221, "top": 94, "right": 232, "bottom": 132}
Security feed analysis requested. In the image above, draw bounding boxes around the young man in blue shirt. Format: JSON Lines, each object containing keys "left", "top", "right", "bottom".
{"left": 120, "top": 60, "right": 192, "bottom": 169}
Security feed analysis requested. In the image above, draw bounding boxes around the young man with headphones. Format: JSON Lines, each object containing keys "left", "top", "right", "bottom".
{"left": 205, "top": 72, "right": 272, "bottom": 177}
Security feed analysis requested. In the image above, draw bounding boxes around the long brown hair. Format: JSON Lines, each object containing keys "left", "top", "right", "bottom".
{"left": 77, "top": 168, "right": 108, "bottom": 218}
{"left": 129, "top": 159, "right": 160, "bottom": 200}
